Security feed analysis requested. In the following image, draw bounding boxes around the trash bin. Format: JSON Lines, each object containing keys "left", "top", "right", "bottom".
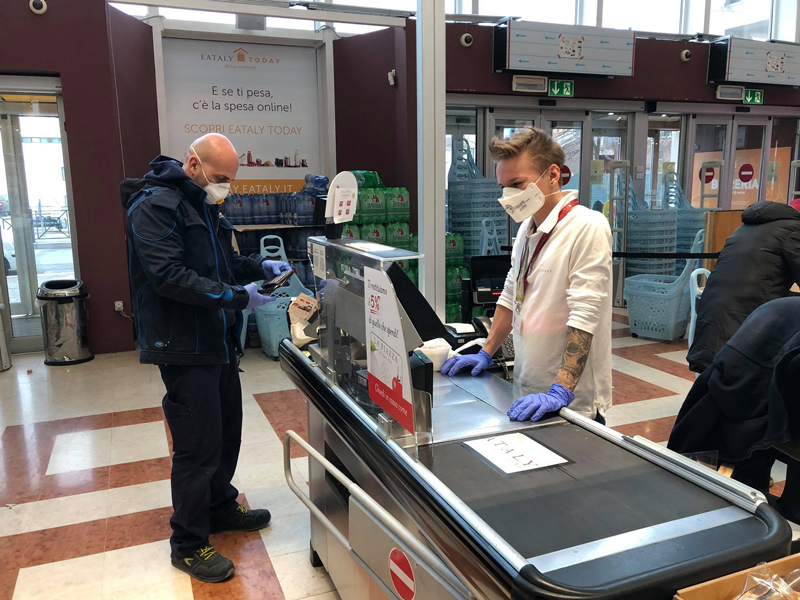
{"left": 37, "top": 279, "right": 94, "bottom": 366}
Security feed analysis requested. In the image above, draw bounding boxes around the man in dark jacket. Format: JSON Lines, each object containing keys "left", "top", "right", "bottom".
{"left": 669, "top": 297, "right": 800, "bottom": 520}
{"left": 688, "top": 201, "right": 800, "bottom": 373}
{"left": 121, "top": 133, "right": 291, "bottom": 583}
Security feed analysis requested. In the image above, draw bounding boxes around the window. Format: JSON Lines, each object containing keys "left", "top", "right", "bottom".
{"left": 445, "top": 108, "right": 479, "bottom": 182}
{"left": 332, "top": 0, "right": 415, "bottom": 10}
{"left": 646, "top": 116, "right": 681, "bottom": 208}
{"left": 766, "top": 118, "right": 799, "bottom": 203}
{"left": 110, "top": 3, "right": 148, "bottom": 17}
{"left": 709, "top": 0, "right": 771, "bottom": 40}
{"left": 479, "top": 0, "right": 576, "bottom": 25}
{"left": 158, "top": 7, "right": 236, "bottom": 25}
{"left": 772, "top": 0, "right": 797, "bottom": 41}
{"left": 603, "top": 0, "right": 682, "bottom": 33}
{"left": 266, "top": 17, "right": 315, "bottom": 30}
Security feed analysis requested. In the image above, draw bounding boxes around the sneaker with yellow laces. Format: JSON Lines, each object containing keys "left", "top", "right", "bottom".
{"left": 211, "top": 503, "right": 272, "bottom": 534}
{"left": 170, "top": 545, "right": 235, "bottom": 583}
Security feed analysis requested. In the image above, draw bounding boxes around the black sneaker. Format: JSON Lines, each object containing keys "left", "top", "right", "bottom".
{"left": 211, "top": 503, "right": 272, "bottom": 534}
{"left": 171, "top": 545, "right": 235, "bottom": 583}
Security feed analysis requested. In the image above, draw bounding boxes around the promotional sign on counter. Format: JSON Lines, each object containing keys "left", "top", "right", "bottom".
{"left": 162, "top": 39, "right": 321, "bottom": 195}
{"left": 364, "top": 267, "right": 414, "bottom": 434}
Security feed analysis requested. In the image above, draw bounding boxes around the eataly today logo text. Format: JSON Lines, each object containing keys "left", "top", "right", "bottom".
{"left": 200, "top": 47, "right": 282, "bottom": 65}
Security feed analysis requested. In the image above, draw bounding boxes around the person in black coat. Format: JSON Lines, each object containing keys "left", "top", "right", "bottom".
{"left": 121, "top": 134, "right": 291, "bottom": 583}
{"left": 669, "top": 297, "right": 800, "bottom": 520}
{"left": 687, "top": 201, "right": 800, "bottom": 373}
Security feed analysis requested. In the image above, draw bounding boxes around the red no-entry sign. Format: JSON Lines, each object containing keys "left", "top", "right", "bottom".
{"left": 388, "top": 548, "right": 416, "bottom": 600}
{"left": 560, "top": 165, "right": 572, "bottom": 187}
{"left": 739, "top": 164, "right": 754, "bottom": 183}
{"left": 700, "top": 167, "right": 714, "bottom": 183}
{"left": 699, "top": 167, "right": 715, "bottom": 184}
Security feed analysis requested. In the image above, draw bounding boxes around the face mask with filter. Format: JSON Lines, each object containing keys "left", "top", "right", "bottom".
{"left": 497, "top": 167, "right": 559, "bottom": 223}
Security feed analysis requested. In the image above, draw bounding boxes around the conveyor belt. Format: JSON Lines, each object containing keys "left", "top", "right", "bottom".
{"left": 423, "top": 424, "right": 731, "bottom": 559}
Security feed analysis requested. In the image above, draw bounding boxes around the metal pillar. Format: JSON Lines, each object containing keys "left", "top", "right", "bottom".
{"left": 417, "top": 0, "right": 447, "bottom": 318}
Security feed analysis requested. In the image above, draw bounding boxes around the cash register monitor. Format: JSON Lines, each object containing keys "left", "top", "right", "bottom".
{"left": 385, "top": 262, "right": 481, "bottom": 350}
{"left": 385, "top": 261, "right": 450, "bottom": 343}
{"left": 471, "top": 255, "right": 512, "bottom": 306}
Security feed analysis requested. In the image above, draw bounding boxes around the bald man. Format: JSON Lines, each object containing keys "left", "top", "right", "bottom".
{"left": 120, "top": 135, "right": 291, "bottom": 583}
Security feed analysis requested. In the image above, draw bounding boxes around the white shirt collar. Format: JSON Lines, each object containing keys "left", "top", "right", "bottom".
{"left": 529, "top": 190, "right": 580, "bottom": 237}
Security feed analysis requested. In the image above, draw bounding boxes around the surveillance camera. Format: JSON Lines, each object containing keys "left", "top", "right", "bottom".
{"left": 29, "top": 0, "right": 47, "bottom": 14}
{"left": 460, "top": 33, "right": 474, "bottom": 48}
{"left": 680, "top": 49, "right": 692, "bottom": 62}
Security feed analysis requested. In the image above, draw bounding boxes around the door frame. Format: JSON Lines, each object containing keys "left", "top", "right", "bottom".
{"left": 729, "top": 114, "right": 772, "bottom": 207}
{"left": 684, "top": 114, "right": 735, "bottom": 209}
{"left": 0, "top": 75, "right": 76, "bottom": 354}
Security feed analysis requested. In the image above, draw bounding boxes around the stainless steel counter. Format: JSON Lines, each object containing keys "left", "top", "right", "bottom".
{"left": 429, "top": 371, "right": 560, "bottom": 444}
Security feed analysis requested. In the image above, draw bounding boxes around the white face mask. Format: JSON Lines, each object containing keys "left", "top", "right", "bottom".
{"left": 498, "top": 168, "right": 559, "bottom": 223}
{"left": 191, "top": 146, "right": 231, "bottom": 205}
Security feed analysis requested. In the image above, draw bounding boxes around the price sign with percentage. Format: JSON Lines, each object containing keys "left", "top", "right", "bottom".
{"left": 364, "top": 267, "right": 414, "bottom": 433}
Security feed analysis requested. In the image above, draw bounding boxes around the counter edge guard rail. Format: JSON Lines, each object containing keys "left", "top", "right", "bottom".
{"left": 279, "top": 340, "right": 792, "bottom": 600}
{"left": 282, "top": 429, "right": 473, "bottom": 598}
{"left": 278, "top": 340, "right": 519, "bottom": 595}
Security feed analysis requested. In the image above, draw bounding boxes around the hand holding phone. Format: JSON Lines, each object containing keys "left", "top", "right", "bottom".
{"left": 259, "top": 268, "right": 295, "bottom": 295}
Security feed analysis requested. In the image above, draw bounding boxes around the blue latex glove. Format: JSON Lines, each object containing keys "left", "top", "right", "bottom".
{"left": 262, "top": 260, "right": 292, "bottom": 278}
{"left": 441, "top": 349, "right": 494, "bottom": 377}
{"left": 245, "top": 282, "right": 275, "bottom": 309}
{"left": 508, "top": 383, "right": 575, "bottom": 422}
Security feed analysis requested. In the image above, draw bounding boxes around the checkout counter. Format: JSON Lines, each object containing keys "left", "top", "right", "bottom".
{"left": 279, "top": 236, "right": 790, "bottom": 600}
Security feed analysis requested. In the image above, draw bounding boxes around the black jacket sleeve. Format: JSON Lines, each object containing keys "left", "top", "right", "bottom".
{"left": 781, "top": 230, "right": 800, "bottom": 286}
{"left": 129, "top": 201, "right": 249, "bottom": 310}
{"left": 232, "top": 252, "right": 266, "bottom": 285}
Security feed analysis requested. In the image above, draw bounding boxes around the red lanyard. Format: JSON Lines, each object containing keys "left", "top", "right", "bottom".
{"left": 518, "top": 199, "right": 580, "bottom": 299}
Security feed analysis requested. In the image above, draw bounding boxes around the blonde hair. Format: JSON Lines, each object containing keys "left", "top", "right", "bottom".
{"left": 488, "top": 127, "right": 566, "bottom": 174}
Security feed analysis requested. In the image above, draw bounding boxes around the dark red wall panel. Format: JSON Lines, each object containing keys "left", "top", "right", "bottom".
{"left": 0, "top": 0, "right": 160, "bottom": 354}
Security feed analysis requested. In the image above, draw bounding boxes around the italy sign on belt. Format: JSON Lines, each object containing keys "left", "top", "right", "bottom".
{"left": 388, "top": 548, "right": 416, "bottom": 600}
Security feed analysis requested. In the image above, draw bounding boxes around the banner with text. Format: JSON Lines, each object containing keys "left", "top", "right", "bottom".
{"left": 365, "top": 267, "right": 414, "bottom": 434}
{"left": 162, "top": 39, "right": 320, "bottom": 194}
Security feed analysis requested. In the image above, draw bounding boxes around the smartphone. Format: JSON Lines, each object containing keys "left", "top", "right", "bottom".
{"left": 260, "top": 269, "right": 294, "bottom": 295}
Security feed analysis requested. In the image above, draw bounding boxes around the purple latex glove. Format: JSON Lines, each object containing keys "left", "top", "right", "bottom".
{"left": 245, "top": 282, "right": 275, "bottom": 309}
{"left": 441, "top": 349, "right": 494, "bottom": 377}
{"left": 262, "top": 260, "right": 292, "bottom": 278}
{"left": 507, "top": 383, "right": 575, "bottom": 422}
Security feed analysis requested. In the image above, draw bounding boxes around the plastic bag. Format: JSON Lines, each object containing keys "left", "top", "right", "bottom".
{"left": 736, "top": 565, "right": 800, "bottom": 599}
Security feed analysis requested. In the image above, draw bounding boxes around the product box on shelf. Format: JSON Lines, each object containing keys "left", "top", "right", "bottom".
{"left": 355, "top": 188, "right": 387, "bottom": 225}
{"left": 385, "top": 187, "right": 411, "bottom": 223}
{"left": 360, "top": 222, "right": 387, "bottom": 245}
{"left": 386, "top": 222, "right": 411, "bottom": 249}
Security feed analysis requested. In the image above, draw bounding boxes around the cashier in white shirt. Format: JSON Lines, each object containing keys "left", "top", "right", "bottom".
{"left": 442, "top": 127, "right": 613, "bottom": 423}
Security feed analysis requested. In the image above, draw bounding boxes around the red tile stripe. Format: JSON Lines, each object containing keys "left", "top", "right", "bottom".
{"left": 613, "top": 340, "right": 695, "bottom": 382}
{"left": 254, "top": 390, "right": 309, "bottom": 459}
{"left": 611, "top": 370, "right": 676, "bottom": 405}
{"left": 0, "top": 407, "right": 167, "bottom": 506}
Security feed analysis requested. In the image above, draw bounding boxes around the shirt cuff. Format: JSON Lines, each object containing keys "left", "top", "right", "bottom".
{"left": 566, "top": 314, "right": 600, "bottom": 336}
{"left": 497, "top": 293, "right": 514, "bottom": 312}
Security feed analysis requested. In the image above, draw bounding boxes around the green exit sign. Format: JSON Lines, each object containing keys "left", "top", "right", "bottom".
{"left": 744, "top": 89, "right": 764, "bottom": 104}
{"left": 548, "top": 80, "right": 574, "bottom": 97}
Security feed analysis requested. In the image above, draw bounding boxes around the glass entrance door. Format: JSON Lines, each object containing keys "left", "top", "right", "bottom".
{"left": 766, "top": 118, "right": 800, "bottom": 203}
{"left": 0, "top": 92, "right": 76, "bottom": 353}
{"left": 689, "top": 118, "right": 731, "bottom": 208}
{"left": 730, "top": 118, "right": 768, "bottom": 210}
{"left": 590, "top": 113, "right": 630, "bottom": 213}
{"left": 544, "top": 116, "right": 583, "bottom": 193}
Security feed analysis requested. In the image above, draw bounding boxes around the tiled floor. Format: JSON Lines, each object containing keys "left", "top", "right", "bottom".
{"left": 0, "top": 313, "right": 788, "bottom": 599}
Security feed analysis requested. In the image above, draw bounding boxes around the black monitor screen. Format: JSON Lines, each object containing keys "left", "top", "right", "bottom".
{"left": 471, "top": 255, "right": 511, "bottom": 291}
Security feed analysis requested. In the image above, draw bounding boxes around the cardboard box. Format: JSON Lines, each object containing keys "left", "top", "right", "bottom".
{"left": 675, "top": 554, "right": 800, "bottom": 600}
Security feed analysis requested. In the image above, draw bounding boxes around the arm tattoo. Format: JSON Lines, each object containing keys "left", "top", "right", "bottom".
{"left": 555, "top": 327, "right": 593, "bottom": 392}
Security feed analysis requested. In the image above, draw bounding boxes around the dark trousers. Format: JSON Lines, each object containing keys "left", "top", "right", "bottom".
{"left": 732, "top": 450, "right": 775, "bottom": 493}
{"left": 158, "top": 338, "right": 242, "bottom": 557}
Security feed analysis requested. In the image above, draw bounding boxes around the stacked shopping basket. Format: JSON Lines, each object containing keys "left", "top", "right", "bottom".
{"left": 625, "top": 209, "right": 677, "bottom": 277}
{"left": 447, "top": 137, "right": 507, "bottom": 261}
